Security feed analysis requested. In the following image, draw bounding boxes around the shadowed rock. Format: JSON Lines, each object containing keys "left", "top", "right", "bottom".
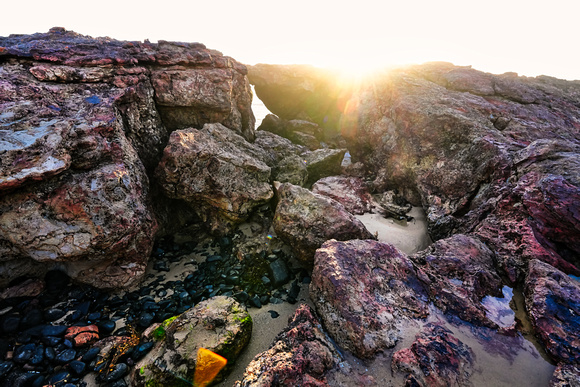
{"left": 312, "top": 176, "right": 374, "bottom": 215}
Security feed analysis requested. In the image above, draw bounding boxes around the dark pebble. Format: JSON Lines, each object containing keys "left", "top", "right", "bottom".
{"left": 261, "top": 276, "right": 271, "bottom": 286}
{"left": 0, "top": 361, "right": 13, "bottom": 377}
{"left": 2, "top": 315, "right": 20, "bottom": 334}
{"left": 21, "top": 309, "right": 43, "bottom": 329}
{"left": 260, "top": 295, "right": 270, "bottom": 305}
{"left": 111, "top": 379, "right": 129, "bottom": 387}
{"left": 69, "top": 360, "right": 86, "bottom": 375}
{"left": 13, "top": 343, "right": 35, "bottom": 364}
{"left": 42, "top": 325, "right": 67, "bottom": 337}
{"left": 87, "top": 312, "right": 101, "bottom": 321}
{"left": 49, "top": 370, "right": 71, "bottom": 384}
{"left": 45, "top": 347, "right": 56, "bottom": 361}
{"left": 44, "top": 308, "right": 66, "bottom": 322}
{"left": 268, "top": 310, "right": 280, "bottom": 318}
{"left": 234, "top": 291, "right": 249, "bottom": 303}
{"left": 131, "top": 342, "right": 154, "bottom": 361}
{"left": 153, "top": 261, "right": 170, "bottom": 272}
{"left": 288, "top": 281, "right": 301, "bottom": 299}
{"left": 138, "top": 312, "right": 154, "bottom": 329}
{"left": 81, "top": 347, "right": 100, "bottom": 363}
{"left": 105, "top": 363, "right": 128, "bottom": 382}
{"left": 176, "top": 305, "right": 190, "bottom": 314}
{"left": 97, "top": 320, "right": 116, "bottom": 334}
{"left": 207, "top": 255, "right": 222, "bottom": 263}
{"left": 56, "top": 349, "right": 76, "bottom": 364}
{"left": 31, "top": 375, "right": 46, "bottom": 387}
{"left": 30, "top": 345, "right": 44, "bottom": 365}
{"left": 269, "top": 259, "right": 290, "bottom": 286}
{"left": 249, "top": 295, "right": 262, "bottom": 308}
{"left": 42, "top": 336, "right": 61, "bottom": 347}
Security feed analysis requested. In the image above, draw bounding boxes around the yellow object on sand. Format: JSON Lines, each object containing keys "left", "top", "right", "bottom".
{"left": 193, "top": 348, "right": 228, "bottom": 387}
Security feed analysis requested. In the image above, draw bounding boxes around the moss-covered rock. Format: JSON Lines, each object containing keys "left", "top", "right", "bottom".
{"left": 132, "top": 296, "right": 252, "bottom": 386}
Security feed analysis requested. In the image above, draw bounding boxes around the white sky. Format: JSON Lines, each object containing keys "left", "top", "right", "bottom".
{"left": 2, "top": 0, "right": 579, "bottom": 80}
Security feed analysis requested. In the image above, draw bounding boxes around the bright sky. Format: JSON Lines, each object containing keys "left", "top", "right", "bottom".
{"left": 2, "top": 0, "right": 579, "bottom": 80}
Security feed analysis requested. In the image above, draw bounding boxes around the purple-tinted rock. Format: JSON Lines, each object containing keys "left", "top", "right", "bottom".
{"left": 411, "top": 234, "right": 504, "bottom": 327}
{"left": 234, "top": 304, "right": 339, "bottom": 387}
{"left": 524, "top": 259, "right": 580, "bottom": 364}
{"left": 273, "top": 183, "right": 374, "bottom": 263}
{"left": 310, "top": 239, "right": 428, "bottom": 358}
{"left": 392, "top": 323, "right": 474, "bottom": 387}
{"left": 550, "top": 364, "right": 580, "bottom": 387}
{"left": 311, "top": 176, "right": 373, "bottom": 215}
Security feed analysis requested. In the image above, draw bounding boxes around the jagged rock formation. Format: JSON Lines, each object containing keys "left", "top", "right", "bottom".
{"left": 0, "top": 28, "right": 255, "bottom": 287}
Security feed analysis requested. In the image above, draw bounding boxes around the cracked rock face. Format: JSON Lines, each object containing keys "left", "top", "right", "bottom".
{"left": 155, "top": 123, "right": 273, "bottom": 234}
{"left": 0, "top": 28, "right": 255, "bottom": 287}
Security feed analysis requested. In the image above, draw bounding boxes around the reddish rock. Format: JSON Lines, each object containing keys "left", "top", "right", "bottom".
{"left": 65, "top": 325, "right": 100, "bottom": 347}
{"left": 392, "top": 323, "right": 474, "bottom": 387}
{"left": 303, "top": 148, "right": 347, "bottom": 186}
{"left": 550, "top": 364, "right": 580, "bottom": 387}
{"left": 253, "top": 131, "right": 308, "bottom": 186}
{"left": 0, "top": 279, "right": 44, "bottom": 299}
{"left": 273, "top": 183, "right": 374, "bottom": 263}
{"left": 524, "top": 259, "right": 580, "bottom": 364}
{"left": 155, "top": 123, "right": 273, "bottom": 234}
{"left": 411, "top": 234, "right": 504, "bottom": 328}
{"left": 234, "top": 304, "right": 339, "bottom": 387}
{"left": 311, "top": 176, "right": 374, "bottom": 215}
{"left": 310, "top": 239, "right": 428, "bottom": 358}
{"left": 258, "top": 114, "right": 322, "bottom": 149}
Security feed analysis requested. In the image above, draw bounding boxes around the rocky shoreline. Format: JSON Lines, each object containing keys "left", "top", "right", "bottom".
{"left": 0, "top": 28, "right": 579, "bottom": 386}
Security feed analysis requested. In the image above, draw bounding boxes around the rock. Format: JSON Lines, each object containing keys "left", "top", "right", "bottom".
{"left": 524, "top": 259, "right": 580, "bottom": 364}
{"left": 134, "top": 296, "right": 252, "bottom": 386}
{"left": 0, "top": 279, "right": 45, "bottom": 299}
{"left": 155, "top": 123, "right": 273, "bottom": 234}
{"left": 376, "top": 190, "right": 413, "bottom": 219}
{"left": 392, "top": 323, "right": 474, "bottom": 387}
{"left": 273, "top": 183, "right": 374, "bottom": 263}
{"left": 550, "top": 364, "right": 580, "bottom": 387}
{"left": 234, "top": 304, "right": 340, "bottom": 387}
{"left": 249, "top": 63, "right": 580, "bottom": 286}
{"left": 310, "top": 239, "right": 429, "bottom": 358}
{"left": 311, "top": 176, "right": 373, "bottom": 215}
{"left": 268, "top": 259, "right": 290, "bottom": 287}
{"left": 258, "top": 114, "right": 322, "bottom": 149}
{"left": 411, "top": 234, "right": 504, "bottom": 327}
{"left": 0, "top": 28, "right": 256, "bottom": 288}
{"left": 253, "top": 130, "right": 308, "bottom": 186}
{"left": 303, "top": 148, "right": 347, "bottom": 186}
{"left": 64, "top": 325, "right": 99, "bottom": 347}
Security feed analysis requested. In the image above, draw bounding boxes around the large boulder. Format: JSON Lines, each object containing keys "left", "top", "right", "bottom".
{"left": 303, "top": 148, "right": 347, "bottom": 186}
{"left": 411, "top": 234, "right": 504, "bottom": 328}
{"left": 258, "top": 114, "right": 322, "bottom": 150}
{"left": 392, "top": 323, "right": 475, "bottom": 387}
{"left": 310, "top": 239, "right": 429, "bottom": 358}
{"left": 233, "top": 304, "right": 340, "bottom": 387}
{"left": 253, "top": 131, "right": 308, "bottom": 186}
{"left": 134, "top": 296, "right": 252, "bottom": 386}
{"left": 0, "top": 28, "right": 256, "bottom": 287}
{"left": 524, "top": 259, "right": 580, "bottom": 364}
{"left": 273, "top": 183, "right": 374, "bottom": 263}
{"left": 311, "top": 176, "right": 374, "bottom": 215}
{"left": 155, "top": 123, "right": 273, "bottom": 234}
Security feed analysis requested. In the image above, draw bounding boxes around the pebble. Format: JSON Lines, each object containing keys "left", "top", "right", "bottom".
{"left": 49, "top": 370, "right": 71, "bottom": 384}
{"left": 105, "top": 362, "right": 128, "bottom": 382}
{"left": 268, "top": 310, "right": 280, "bottom": 318}
{"left": 55, "top": 348, "right": 76, "bottom": 364}
{"left": 249, "top": 295, "right": 262, "bottom": 308}
{"left": 69, "top": 360, "right": 86, "bottom": 375}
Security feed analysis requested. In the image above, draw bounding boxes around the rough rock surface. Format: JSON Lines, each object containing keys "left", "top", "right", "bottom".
{"left": 550, "top": 364, "right": 580, "bottom": 387}
{"left": 0, "top": 28, "right": 255, "bottom": 287}
{"left": 253, "top": 131, "right": 308, "bottom": 186}
{"left": 524, "top": 259, "right": 580, "bottom": 364}
{"left": 155, "top": 123, "right": 273, "bottom": 234}
{"left": 249, "top": 62, "right": 580, "bottom": 284}
{"left": 310, "top": 239, "right": 429, "bottom": 358}
{"left": 311, "top": 176, "right": 373, "bottom": 215}
{"left": 273, "top": 183, "right": 374, "bottom": 263}
{"left": 411, "top": 234, "right": 504, "bottom": 327}
{"left": 392, "top": 323, "right": 475, "bottom": 387}
{"left": 134, "top": 296, "right": 252, "bottom": 386}
{"left": 258, "top": 114, "right": 322, "bottom": 150}
{"left": 303, "top": 148, "right": 347, "bottom": 186}
{"left": 233, "top": 304, "right": 340, "bottom": 387}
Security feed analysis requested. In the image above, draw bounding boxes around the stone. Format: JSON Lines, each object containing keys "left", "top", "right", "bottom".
{"left": 303, "top": 148, "right": 347, "bottom": 186}
{"left": 258, "top": 114, "right": 322, "bottom": 149}
{"left": 392, "top": 323, "right": 474, "bottom": 387}
{"left": 310, "top": 239, "right": 429, "bottom": 358}
{"left": 273, "top": 183, "right": 374, "bottom": 263}
{"left": 411, "top": 234, "right": 504, "bottom": 327}
{"left": 234, "top": 304, "right": 339, "bottom": 387}
{"left": 311, "top": 176, "right": 374, "bottom": 215}
{"left": 155, "top": 123, "right": 273, "bottom": 234}
{"left": 64, "top": 325, "right": 99, "bottom": 347}
{"left": 268, "top": 259, "right": 290, "bottom": 287}
{"left": 134, "top": 296, "right": 252, "bottom": 386}
{"left": 550, "top": 364, "right": 580, "bottom": 387}
{"left": 524, "top": 259, "right": 580, "bottom": 364}
{"left": 0, "top": 279, "right": 45, "bottom": 299}
{"left": 0, "top": 28, "right": 256, "bottom": 288}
